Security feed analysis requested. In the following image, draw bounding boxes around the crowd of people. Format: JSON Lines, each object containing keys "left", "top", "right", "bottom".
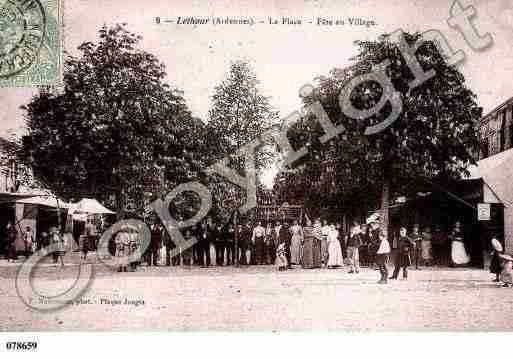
{"left": 3, "top": 222, "right": 35, "bottom": 263}
{"left": 109, "top": 216, "right": 513, "bottom": 286}
{"left": 128, "top": 217, "right": 452, "bottom": 270}
{"left": 2, "top": 221, "right": 69, "bottom": 266}
{"left": 2, "top": 215, "right": 513, "bottom": 287}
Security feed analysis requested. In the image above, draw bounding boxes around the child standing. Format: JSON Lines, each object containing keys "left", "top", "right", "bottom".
{"left": 276, "top": 242, "right": 288, "bottom": 271}
{"left": 376, "top": 230, "right": 391, "bottom": 284}
{"left": 115, "top": 230, "right": 130, "bottom": 272}
{"left": 490, "top": 236, "right": 503, "bottom": 282}
{"left": 23, "top": 226, "right": 34, "bottom": 257}
{"left": 499, "top": 254, "right": 513, "bottom": 288}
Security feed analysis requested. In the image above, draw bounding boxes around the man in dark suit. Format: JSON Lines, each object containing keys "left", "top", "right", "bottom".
{"left": 236, "top": 224, "right": 246, "bottom": 265}
{"left": 162, "top": 225, "right": 177, "bottom": 266}
{"left": 224, "top": 224, "right": 235, "bottom": 265}
{"left": 238, "top": 222, "right": 252, "bottom": 265}
{"left": 197, "top": 220, "right": 213, "bottom": 267}
{"left": 270, "top": 221, "right": 281, "bottom": 265}
{"left": 213, "top": 222, "right": 224, "bottom": 266}
{"left": 278, "top": 221, "right": 292, "bottom": 269}
{"left": 147, "top": 221, "right": 162, "bottom": 266}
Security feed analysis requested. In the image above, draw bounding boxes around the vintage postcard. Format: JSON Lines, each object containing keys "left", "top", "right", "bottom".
{"left": 0, "top": 0, "right": 513, "bottom": 352}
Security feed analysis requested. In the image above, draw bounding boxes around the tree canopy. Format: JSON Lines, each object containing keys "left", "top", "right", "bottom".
{"left": 275, "top": 31, "right": 482, "bottom": 227}
{"left": 21, "top": 24, "right": 206, "bottom": 215}
{"left": 205, "top": 60, "right": 279, "bottom": 220}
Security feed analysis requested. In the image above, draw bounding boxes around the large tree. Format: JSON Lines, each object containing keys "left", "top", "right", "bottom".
{"left": 21, "top": 24, "right": 206, "bottom": 215}
{"left": 273, "top": 111, "right": 380, "bottom": 221}
{"left": 276, "top": 31, "right": 481, "bottom": 233}
{"left": 206, "top": 60, "right": 279, "bottom": 220}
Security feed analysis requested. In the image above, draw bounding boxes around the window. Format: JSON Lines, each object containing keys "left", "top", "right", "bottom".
{"left": 480, "top": 137, "right": 489, "bottom": 159}
{"left": 500, "top": 111, "right": 506, "bottom": 152}
{"left": 510, "top": 108, "right": 513, "bottom": 150}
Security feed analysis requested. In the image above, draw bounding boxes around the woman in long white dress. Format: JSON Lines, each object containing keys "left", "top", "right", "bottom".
{"left": 450, "top": 222, "right": 470, "bottom": 266}
{"left": 327, "top": 224, "right": 343, "bottom": 268}
{"left": 289, "top": 220, "right": 303, "bottom": 265}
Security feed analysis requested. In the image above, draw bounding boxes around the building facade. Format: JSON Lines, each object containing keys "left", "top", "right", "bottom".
{"left": 0, "top": 137, "right": 18, "bottom": 193}
{"left": 476, "top": 97, "right": 513, "bottom": 254}
{"left": 478, "top": 96, "right": 513, "bottom": 160}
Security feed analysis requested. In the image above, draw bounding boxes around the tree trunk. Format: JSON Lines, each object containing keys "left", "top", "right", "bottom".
{"left": 380, "top": 171, "right": 390, "bottom": 240}
{"left": 234, "top": 211, "right": 239, "bottom": 267}
{"left": 115, "top": 190, "right": 125, "bottom": 220}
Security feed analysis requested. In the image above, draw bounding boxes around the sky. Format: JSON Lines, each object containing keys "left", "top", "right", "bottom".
{"left": 1, "top": 0, "right": 513, "bottom": 187}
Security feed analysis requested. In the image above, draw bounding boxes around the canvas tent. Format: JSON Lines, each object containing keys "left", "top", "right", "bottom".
{"left": 8, "top": 195, "right": 71, "bottom": 252}
{"left": 68, "top": 198, "right": 115, "bottom": 215}
{"left": 16, "top": 195, "right": 70, "bottom": 209}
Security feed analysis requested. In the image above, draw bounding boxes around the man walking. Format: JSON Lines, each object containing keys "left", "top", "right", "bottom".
{"left": 390, "top": 227, "right": 413, "bottom": 280}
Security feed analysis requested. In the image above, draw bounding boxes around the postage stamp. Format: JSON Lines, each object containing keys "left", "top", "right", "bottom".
{"left": 0, "top": 0, "right": 62, "bottom": 87}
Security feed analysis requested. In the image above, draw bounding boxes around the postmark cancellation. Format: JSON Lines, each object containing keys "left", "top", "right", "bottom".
{"left": 0, "top": 0, "right": 62, "bottom": 87}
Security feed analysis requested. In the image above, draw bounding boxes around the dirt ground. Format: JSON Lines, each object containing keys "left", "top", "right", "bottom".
{"left": 0, "top": 253, "right": 512, "bottom": 331}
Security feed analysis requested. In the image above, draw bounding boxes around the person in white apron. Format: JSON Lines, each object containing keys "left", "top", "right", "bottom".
{"left": 375, "top": 229, "right": 391, "bottom": 284}
{"left": 327, "top": 224, "right": 343, "bottom": 268}
{"left": 450, "top": 222, "right": 470, "bottom": 266}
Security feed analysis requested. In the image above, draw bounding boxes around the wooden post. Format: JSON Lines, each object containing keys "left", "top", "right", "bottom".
{"left": 234, "top": 210, "right": 239, "bottom": 267}
{"left": 56, "top": 197, "right": 62, "bottom": 231}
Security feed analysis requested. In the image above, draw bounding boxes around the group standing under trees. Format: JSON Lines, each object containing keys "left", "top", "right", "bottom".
{"left": 18, "top": 25, "right": 281, "bottom": 265}
{"left": 275, "top": 31, "right": 481, "bottom": 235}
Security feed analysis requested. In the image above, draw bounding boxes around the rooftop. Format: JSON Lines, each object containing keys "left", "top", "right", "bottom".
{"left": 480, "top": 95, "right": 513, "bottom": 123}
